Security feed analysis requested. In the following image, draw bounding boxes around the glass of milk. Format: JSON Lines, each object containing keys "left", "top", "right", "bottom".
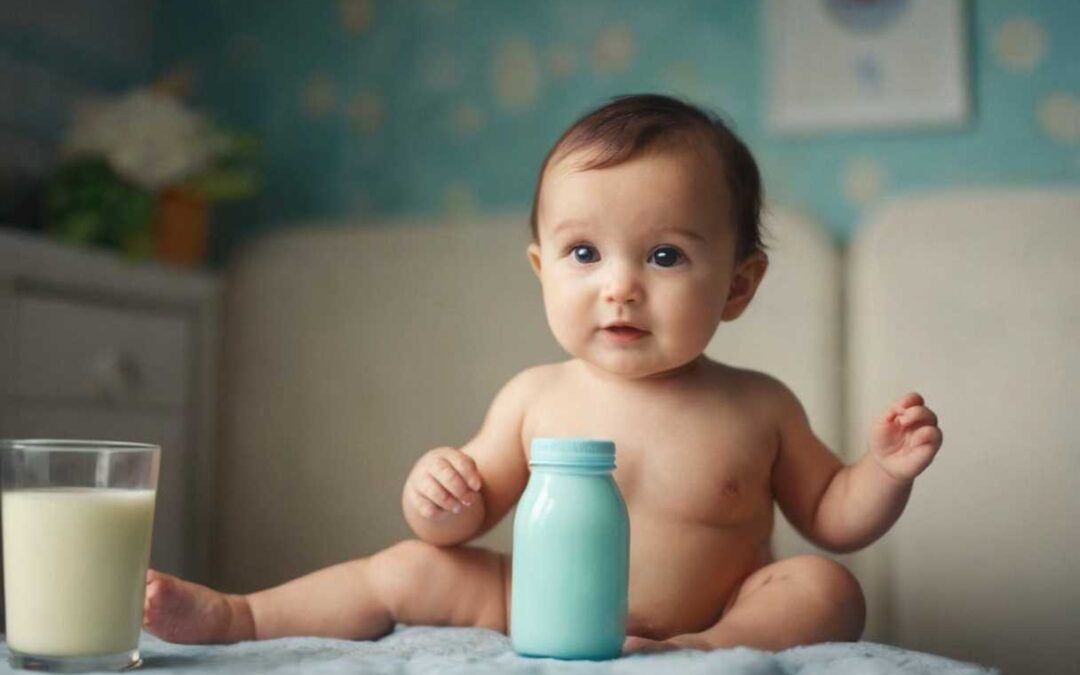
{"left": 1, "top": 439, "right": 159, "bottom": 672}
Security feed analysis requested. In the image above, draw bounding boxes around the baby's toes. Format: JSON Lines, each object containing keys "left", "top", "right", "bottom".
{"left": 145, "top": 569, "right": 172, "bottom": 599}
{"left": 144, "top": 575, "right": 165, "bottom": 622}
{"left": 143, "top": 572, "right": 183, "bottom": 626}
{"left": 623, "top": 636, "right": 675, "bottom": 654}
{"left": 145, "top": 568, "right": 172, "bottom": 596}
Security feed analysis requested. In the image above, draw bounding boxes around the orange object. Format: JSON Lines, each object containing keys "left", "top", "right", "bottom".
{"left": 154, "top": 187, "right": 208, "bottom": 267}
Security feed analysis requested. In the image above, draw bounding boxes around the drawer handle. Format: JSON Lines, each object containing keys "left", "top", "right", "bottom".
{"left": 90, "top": 350, "right": 142, "bottom": 401}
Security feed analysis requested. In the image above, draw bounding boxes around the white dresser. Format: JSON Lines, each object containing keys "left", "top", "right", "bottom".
{"left": 0, "top": 229, "right": 220, "bottom": 590}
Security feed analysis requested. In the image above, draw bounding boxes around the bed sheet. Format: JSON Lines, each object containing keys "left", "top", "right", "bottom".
{"left": 1, "top": 627, "right": 999, "bottom": 674}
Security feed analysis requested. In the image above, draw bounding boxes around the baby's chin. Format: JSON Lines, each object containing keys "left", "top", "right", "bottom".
{"left": 580, "top": 350, "right": 702, "bottom": 381}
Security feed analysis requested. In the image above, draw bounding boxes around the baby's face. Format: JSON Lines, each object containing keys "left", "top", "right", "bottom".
{"left": 529, "top": 146, "right": 753, "bottom": 379}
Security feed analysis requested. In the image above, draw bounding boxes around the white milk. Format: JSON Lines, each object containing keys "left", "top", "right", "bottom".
{"left": 2, "top": 488, "right": 155, "bottom": 656}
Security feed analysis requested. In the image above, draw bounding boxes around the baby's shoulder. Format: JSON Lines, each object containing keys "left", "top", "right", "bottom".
{"left": 703, "top": 361, "right": 800, "bottom": 414}
{"left": 494, "top": 361, "right": 570, "bottom": 406}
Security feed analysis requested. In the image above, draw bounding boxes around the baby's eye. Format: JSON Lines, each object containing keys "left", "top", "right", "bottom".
{"left": 571, "top": 244, "right": 600, "bottom": 264}
{"left": 648, "top": 245, "right": 685, "bottom": 268}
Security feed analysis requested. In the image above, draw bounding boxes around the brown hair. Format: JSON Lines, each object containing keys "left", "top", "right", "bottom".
{"left": 529, "top": 94, "right": 765, "bottom": 260}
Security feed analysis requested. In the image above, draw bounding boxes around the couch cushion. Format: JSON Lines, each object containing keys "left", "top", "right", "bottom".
{"left": 847, "top": 189, "right": 1080, "bottom": 673}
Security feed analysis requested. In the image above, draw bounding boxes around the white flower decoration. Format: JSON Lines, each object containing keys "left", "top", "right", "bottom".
{"left": 65, "top": 89, "right": 223, "bottom": 190}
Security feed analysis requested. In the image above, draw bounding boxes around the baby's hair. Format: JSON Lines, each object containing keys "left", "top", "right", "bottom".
{"left": 529, "top": 93, "right": 765, "bottom": 261}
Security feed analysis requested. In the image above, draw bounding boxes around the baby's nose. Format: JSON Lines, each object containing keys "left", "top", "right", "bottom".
{"left": 602, "top": 263, "right": 643, "bottom": 304}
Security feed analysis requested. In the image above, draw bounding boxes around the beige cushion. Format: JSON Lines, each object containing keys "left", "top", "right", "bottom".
{"left": 847, "top": 189, "right": 1080, "bottom": 673}
{"left": 215, "top": 216, "right": 562, "bottom": 591}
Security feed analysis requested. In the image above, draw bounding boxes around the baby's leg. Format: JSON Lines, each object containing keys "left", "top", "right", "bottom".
{"left": 625, "top": 555, "right": 864, "bottom": 653}
{"left": 144, "top": 540, "right": 510, "bottom": 643}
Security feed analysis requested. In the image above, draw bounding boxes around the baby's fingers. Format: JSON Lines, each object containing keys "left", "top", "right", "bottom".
{"left": 419, "top": 472, "right": 463, "bottom": 514}
{"left": 910, "top": 424, "right": 943, "bottom": 450}
{"left": 445, "top": 452, "right": 483, "bottom": 493}
{"left": 885, "top": 388, "right": 928, "bottom": 416}
{"left": 897, "top": 405, "right": 938, "bottom": 430}
{"left": 409, "top": 488, "right": 445, "bottom": 520}
{"left": 429, "top": 456, "right": 479, "bottom": 506}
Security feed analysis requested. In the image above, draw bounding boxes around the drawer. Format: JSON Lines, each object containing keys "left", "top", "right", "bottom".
{"left": 14, "top": 293, "right": 190, "bottom": 408}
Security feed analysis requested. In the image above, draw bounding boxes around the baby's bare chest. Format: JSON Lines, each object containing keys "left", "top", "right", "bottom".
{"left": 525, "top": 387, "right": 778, "bottom": 528}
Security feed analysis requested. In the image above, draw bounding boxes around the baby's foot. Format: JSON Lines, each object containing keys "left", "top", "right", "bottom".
{"left": 143, "top": 569, "right": 255, "bottom": 644}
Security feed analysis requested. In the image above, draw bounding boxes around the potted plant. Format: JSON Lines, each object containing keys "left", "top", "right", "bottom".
{"left": 45, "top": 83, "right": 258, "bottom": 266}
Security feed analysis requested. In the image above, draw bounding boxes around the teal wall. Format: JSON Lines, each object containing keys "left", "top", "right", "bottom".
{"left": 157, "top": 1, "right": 1080, "bottom": 257}
{"left": 0, "top": 1, "right": 157, "bottom": 177}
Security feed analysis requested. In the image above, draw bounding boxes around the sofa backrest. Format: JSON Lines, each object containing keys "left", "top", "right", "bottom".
{"left": 847, "top": 189, "right": 1080, "bottom": 673}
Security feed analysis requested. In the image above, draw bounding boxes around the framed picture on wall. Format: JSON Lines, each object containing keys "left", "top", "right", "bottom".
{"left": 766, "top": 0, "right": 970, "bottom": 134}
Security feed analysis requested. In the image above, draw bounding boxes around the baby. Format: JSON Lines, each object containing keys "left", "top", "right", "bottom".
{"left": 143, "top": 94, "right": 942, "bottom": 654}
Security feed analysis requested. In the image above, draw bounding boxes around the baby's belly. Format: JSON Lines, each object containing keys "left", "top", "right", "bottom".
{"left": 625, "top": 512, "right": 772, "bottom": 640}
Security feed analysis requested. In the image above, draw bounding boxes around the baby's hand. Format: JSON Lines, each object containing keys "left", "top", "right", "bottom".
{"left": 869, "top": 392, "right": 943, "bottom": 484}
{"left": 405, "top": 446, "right": 483, "bottom": 520}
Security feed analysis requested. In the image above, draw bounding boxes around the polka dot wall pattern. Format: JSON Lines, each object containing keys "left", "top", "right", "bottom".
{"left": 419, "top": 47, "right": 465, "bottom": 93}
{"left": 155, "top": 0, "right": 1080, "bottom": 256}
{"left": 1037, "top": 94, "right": 1080, "bottom": 144}
{"left": 995, "top": 18, "right": 1046, "bottom": 72}
{"left": 443, "top": 182, "right": 476, "bottom": 220}
{"left": 493, "top": 37, "right": 541, "bottom": 111}
{"left": 303, "top": 75, "right": 337, "bottom": 119}
{"left": 348, "top": 92, "right": 384, "bottom": 135}
{"left": 592, "top": 25, "right": 635, "bottom": 74}
{"left": 548, "top": 45, "right": 578, "bottom": 79}
{"left": 843, "top": 159, "right": 887, "bottom": 210}
{"left": 340, "top": 0, "right": 375, "bottom": 35}
{"left": 451, "top": 103, "right": 485, "bottom": 137}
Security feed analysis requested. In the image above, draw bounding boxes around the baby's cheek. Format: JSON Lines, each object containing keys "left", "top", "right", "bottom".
{"left": 666, "top": 327, "right": 713, "bottom": 364}
{"left": 543, "top": 293, "right": 588, "bottom": 355}
{"left": 665, "top": 294, "right": 722, "bottom": 351}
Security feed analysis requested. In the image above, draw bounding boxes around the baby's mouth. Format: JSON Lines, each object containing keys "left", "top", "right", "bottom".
{"left": 601, "top": 325, "right": 649, "bottom": 343}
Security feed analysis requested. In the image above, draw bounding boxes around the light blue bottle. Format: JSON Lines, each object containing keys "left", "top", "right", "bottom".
{"left": 511, "top": 438, "right": 629, "bottom": 660}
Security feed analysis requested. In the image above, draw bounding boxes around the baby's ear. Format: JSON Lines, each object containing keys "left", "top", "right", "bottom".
{"left": 721, "top": 251, "right": 768, "bottom": 321}
{"left": 527, "top": 243, "right": 542, "bottom": 278}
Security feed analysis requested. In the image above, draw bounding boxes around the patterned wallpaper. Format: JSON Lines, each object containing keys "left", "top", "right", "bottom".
{"left": 0, "top": 0, "right": 156, "bottom": 178}
{"left": 119, "top": 1, "right": 1080, "bottom": 254}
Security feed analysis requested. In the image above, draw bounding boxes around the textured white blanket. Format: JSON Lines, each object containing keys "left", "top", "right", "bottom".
{"left": 0, "top": 627, "right": 1000, "bottom": 674}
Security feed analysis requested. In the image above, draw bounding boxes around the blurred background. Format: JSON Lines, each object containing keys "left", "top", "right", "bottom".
{"left": 1, "top": 0, "right": 1077, "bottom": 262}
{"left": 1, "top": 2, "right": 1078, "bottom": 673}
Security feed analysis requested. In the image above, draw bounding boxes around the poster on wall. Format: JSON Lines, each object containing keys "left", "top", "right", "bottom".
{"left": 766, "top": 0, "right": 970, "bottom": 134}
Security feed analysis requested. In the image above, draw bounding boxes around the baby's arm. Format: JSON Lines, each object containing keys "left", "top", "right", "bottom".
{"left": 402, "top": 368, "right": 537, "bottom": 546}
{"left": 772, "top": 385, "right": 943, "bottom": 553}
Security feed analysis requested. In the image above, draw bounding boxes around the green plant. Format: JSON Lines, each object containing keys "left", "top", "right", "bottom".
{"left": 44, "top": 157, "right": 155, "bottom": 258}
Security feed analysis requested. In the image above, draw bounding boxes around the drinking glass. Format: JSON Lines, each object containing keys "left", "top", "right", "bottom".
{"left": 1, "top": 440, "right": 159, "bottom": 672}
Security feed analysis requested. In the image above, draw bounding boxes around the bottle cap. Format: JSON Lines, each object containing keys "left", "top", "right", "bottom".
{"left": 530, "top": 437, "right": 615, "bottom": 470}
